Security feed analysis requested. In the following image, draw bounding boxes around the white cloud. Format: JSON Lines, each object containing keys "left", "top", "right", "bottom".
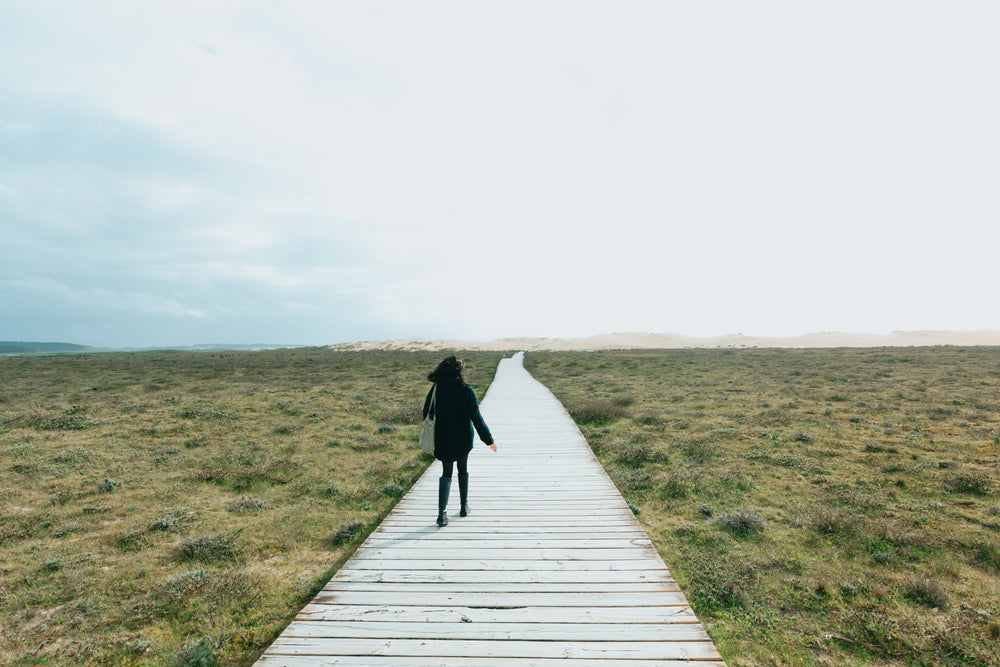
{"left": 1, "top": 1, "right": 997, "bottom": 345}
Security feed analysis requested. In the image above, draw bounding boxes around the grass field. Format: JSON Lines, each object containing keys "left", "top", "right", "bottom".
{"left": 0, "top": 348, "right": 504, "bottom": 665}
{"left": 525, "top": 347, "right": 1000, "bottom": 666}
{"left": 2, "top": 346, "right": 998, "bottom": 665}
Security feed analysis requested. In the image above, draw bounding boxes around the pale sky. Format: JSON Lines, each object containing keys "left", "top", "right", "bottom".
{"left": 1, "top": 1, "right": 997, "bottom": 347}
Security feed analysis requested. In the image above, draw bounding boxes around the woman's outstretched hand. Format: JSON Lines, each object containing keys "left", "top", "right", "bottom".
{"left": 489, "top": 443, "right": 498, "bottom": 452}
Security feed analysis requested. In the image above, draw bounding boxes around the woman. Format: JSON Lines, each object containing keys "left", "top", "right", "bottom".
{"left": 423, "top": 355, "right": 498, "bottom": 526}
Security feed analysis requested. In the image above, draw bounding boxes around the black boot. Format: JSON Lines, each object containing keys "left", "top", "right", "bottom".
{"left": 437, "top": 476, "right": 451, "bottom": 526}
{"left": 458, "top": 473, "right": 470, "bottom": 517}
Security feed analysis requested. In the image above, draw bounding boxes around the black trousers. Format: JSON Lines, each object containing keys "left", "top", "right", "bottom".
{"left": 440, "top": 453, "right": 469, "bottom": 478}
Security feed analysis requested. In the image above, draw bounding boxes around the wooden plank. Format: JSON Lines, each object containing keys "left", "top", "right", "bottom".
{"left": 390, "top": 505, "right": 634, "bottom": 511}
{"left": 366, "top": 533, "right": 649, "bottom": 542}
{"left": 360, "top": 538, "right": 655, "bottom": 549}
{"left": 278, "top": 621, "right": 710, "bottom": 641}
{"left": 369, "top": 526, "right": 646, "bottom": 536}
{"left": 365, "top": 530, "right": 638, "bottom": 544}
{"left": 377, "top": 519, "right": 640, "bottom": 527}
{"left": 322, "top": 581, "right": 681, "bottom": 593}
{"left": 342, "top": 559, "right": 667, "bottom": 571}
{"left": 309, "top": 591, "right": 691, "bottom": 607}
{"left": 353, "top": 548, "right": 661, "bottom": 560}
{"left": 330, "top": 570, "right": 676, "bottom": 584}
{"left": 395, "top": 498, "right": 627, "bottom": 506}
{"left": 264, "top": 638, "right": 721, "bottom": 660}
{"left": 295, "top": 604, "right": 700, "bottom": 624}
{"left": 385, "top": 513, "right": 636, "bottom": 521}
{"left": 361, "top": 538, "right": 652, "bottom": 546}
{"left": 257, "top": 657, "right": 727, "bottom": 667}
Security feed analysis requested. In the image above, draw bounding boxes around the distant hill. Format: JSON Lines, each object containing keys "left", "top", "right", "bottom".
{"left": 0, "top": 342, "right": 307, "bottom": 356}
{"left": 329, "top": 330, "right": 1000, "bottom": 351}
{"left": 0, "top": 341, "right": 94, "bottom": 355}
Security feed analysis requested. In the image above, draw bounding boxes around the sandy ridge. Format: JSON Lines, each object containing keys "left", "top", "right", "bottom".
{"left": 328, "top": 330, "right": 1000, "bottom": 352}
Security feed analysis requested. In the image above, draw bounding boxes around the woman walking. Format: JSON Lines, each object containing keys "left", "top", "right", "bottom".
{"left": 423, "top": 356, "right": 498, "bottom": 526}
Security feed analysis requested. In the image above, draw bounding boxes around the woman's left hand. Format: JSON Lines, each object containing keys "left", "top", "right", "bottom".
{"left": 489, "top": 443, "right": 498, "bottom": 452}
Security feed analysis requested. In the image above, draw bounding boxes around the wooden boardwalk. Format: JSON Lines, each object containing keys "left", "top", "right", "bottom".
{"left": 256, "top": 352, "right": 724, "bottom": 665}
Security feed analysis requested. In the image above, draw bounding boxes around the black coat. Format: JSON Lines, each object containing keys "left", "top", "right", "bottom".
{"left": 423, "top": 383, "right": 494, "bottom": 462}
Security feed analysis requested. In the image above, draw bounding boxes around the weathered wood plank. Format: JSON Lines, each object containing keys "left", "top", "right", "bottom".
{"left": 369, "top": 528, "right": 646, "bottom": 540}
{"left": 322, "top": 581, "right": 681, "bottom": 593}
{"left": 342, "top": 559, "right": 667, "bottom": 571}
{"left": 278, "top": 621, "right": 710, "bottom": 641}
{"left": 394, "top": 499, "right": 627, "bottom": 507}
{"left": 330, "top": 569, "right": 676, "bottom": 584}
{"left": 353, "top": 547, "right": 661, "bottom": 560}
{"left": 309, "top": 591, "right": 691, "bottom": 607}
{"left": 265, "top": 638, "right": 721, "bottom": 660}
{"left": 369, "top": 526, "right": 647, "bottom": 536}
{"left": 388, "top": 509, "right": 635, "bottom": 517}
{"left": 257, "top": 657, "right": 726, "bottom": 667}
{"left": 361, "top": 538, "right": 656, "bottom": 549}
{"left": 295, "top": 604, "right": 700, "bottom": 624}
{"left": 377, "top": 519, "right": 640, "bottom": 527}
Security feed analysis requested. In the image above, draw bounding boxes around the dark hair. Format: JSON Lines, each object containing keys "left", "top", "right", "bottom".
{"left": 428, "top": 355, "right": 467, "bottom": 386}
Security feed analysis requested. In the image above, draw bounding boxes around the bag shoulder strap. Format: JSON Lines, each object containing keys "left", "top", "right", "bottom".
{"left": 428, "top": 383, "right": 437, "bottom": 417}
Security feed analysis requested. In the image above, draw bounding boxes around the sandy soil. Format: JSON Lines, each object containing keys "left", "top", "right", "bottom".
{"left": 328, "top": 330, "right": 1000, "bottom": 352}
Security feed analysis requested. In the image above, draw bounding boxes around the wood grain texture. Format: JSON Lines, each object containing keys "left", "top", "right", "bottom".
{"left": 257, "top": 657, "right": 726, "bottom": 667}
{"left": 254, "top": 352, "right": 723, "bottom": 665}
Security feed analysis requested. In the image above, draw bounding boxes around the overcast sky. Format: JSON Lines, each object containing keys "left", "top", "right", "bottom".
{"left": 1, "top": 1, "right": 997, "bottom": 347}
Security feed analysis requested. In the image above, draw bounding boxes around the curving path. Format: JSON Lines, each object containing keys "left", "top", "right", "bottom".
{"left": 256, "top": 352, "right": 724, "bottom": 665}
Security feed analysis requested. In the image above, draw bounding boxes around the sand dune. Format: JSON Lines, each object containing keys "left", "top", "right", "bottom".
{"left": 328, "top": 330, "right": 1000, "bottom": 352}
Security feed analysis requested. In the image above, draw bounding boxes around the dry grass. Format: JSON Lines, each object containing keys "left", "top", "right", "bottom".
{"left": 526, "top": 347, "right": 1000, "bottom": 667}
{"left": 0, "top": 347, "right": 503, "bottom": 665}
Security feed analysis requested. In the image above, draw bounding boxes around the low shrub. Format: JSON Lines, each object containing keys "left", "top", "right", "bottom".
{"left": 570, "top": 399, "right": 626, "bottom": 425}
{"left": 176, "top": 532, "right": 242, "bottom": 563}
{"left": 969, "top": 541, "right": 1000, "bottom": 571}
{"left": 607, "top": 465, "right": 652, "bottom": 494}
{"left": 809, "top": 507, "right": 862, "bottom": 535}
{"left": 775, "top": 454, "right": 804, "bottom": 468}
{"left": 197, "top": 451, "right": 297, "bottom": 490}
{"left": 381, "top": 484, "right": 404, "bottom": 497}
{"left": 227, "top": 496, "right": 271, "bottom": 513}
{"left": 115, "top": 531, "right": 149, "bottom": 552}
{"left": 686, "top": 554, "right": 756, "bottom": 612}
{"left": 52, "top": 521, "right": 86, "bottom": 538}
{"left": 170, "top": 636, "right": 218, "bottom": 666}
{"left": 149, "top": 509, "right": 191, "bottom": 532}
{"left": 614, "top": 441, "right": 668, "bottom": 467}
{"left": 838, "top": 581, "right": 858, "bottom": 597}
{"left": 331, "top": 521, "right": 365, "bottom": 546}
{"left": 682, "top": 439, "right": 718, "bottom": 464}
{"left": 948, "top": 471, "right": 993, "bottom": 495}
{"left": 165, "top": 569, "right": 209, "bottom": 592}
{"left": 374, "top": 404, "right": 421, "bottom": 425}
{"left": 871, "top": 550, "right": 895, "bottom": 565}
{"left": 903, "top": 576, "right": 949, "bottom": 608}
{"left": 716, "top": 511, "right": 767, "bottom": 537}
{"left": 656, "top": 475, "right": 689, "bottom": 500}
